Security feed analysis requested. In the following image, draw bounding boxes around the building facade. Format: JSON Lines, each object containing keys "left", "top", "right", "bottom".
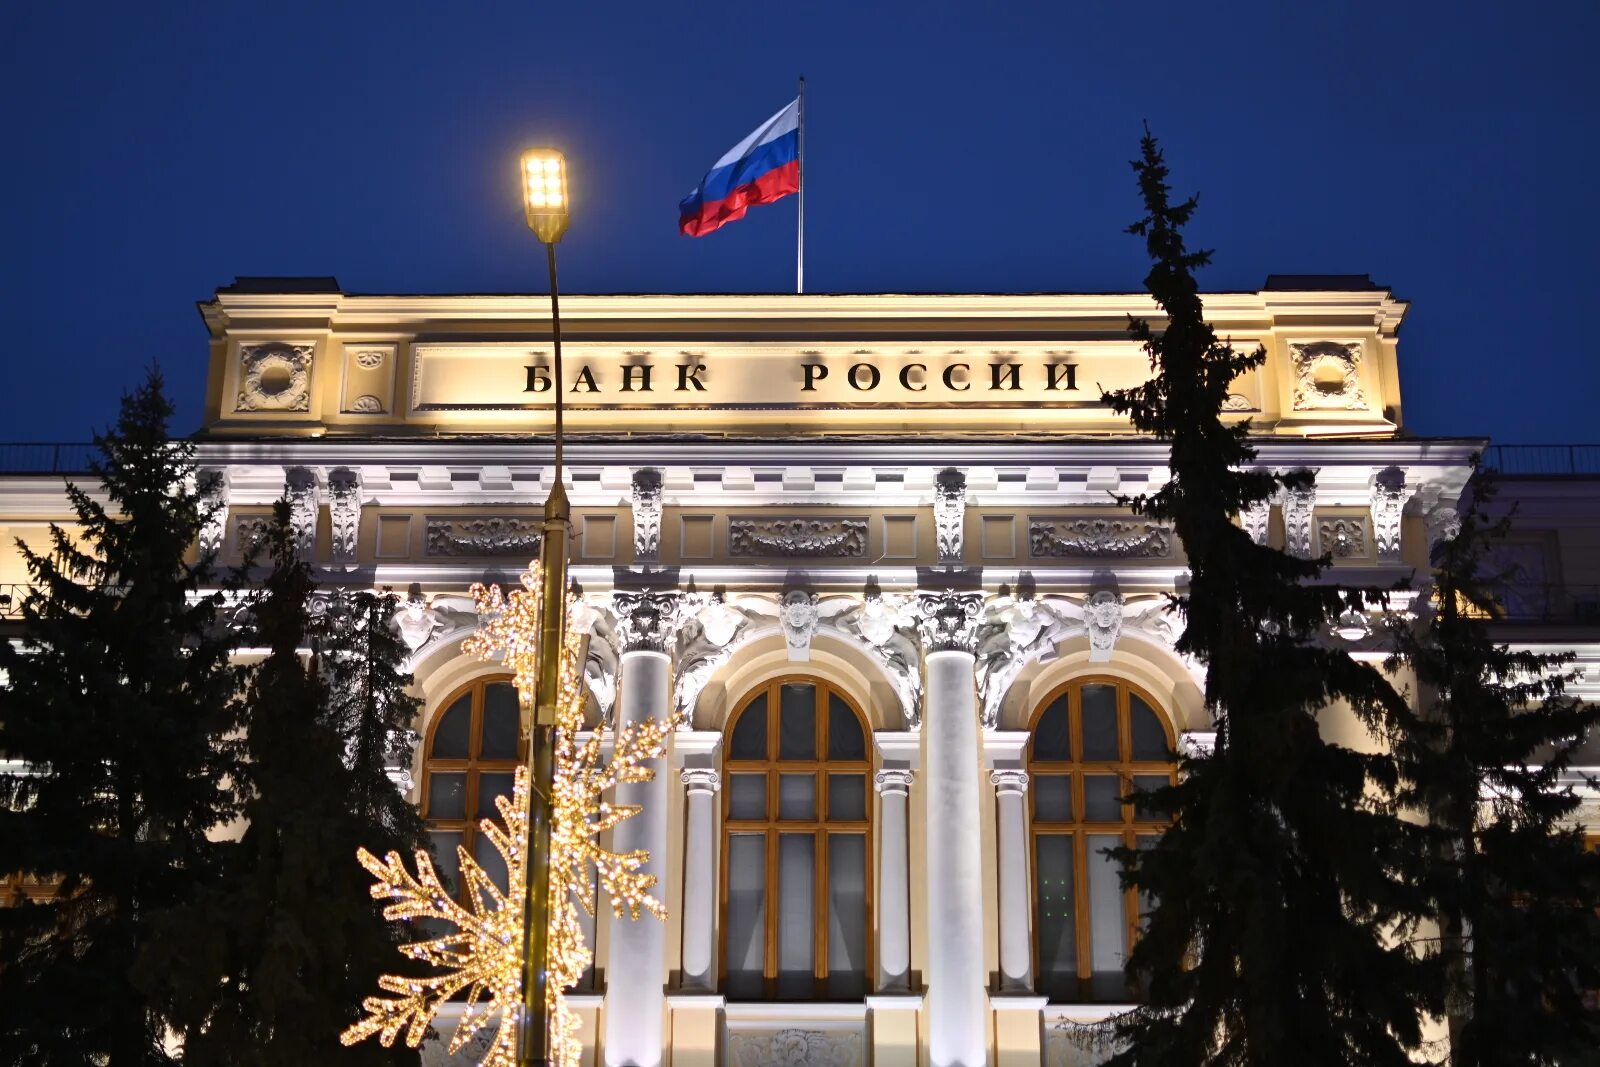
{"left": 3, "top": 277, "right": 1597, "bottom": 1066}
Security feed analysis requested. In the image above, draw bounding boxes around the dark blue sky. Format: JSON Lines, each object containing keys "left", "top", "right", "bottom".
{"left": 3, "top": 1, "right": 1595, "bottom": 443}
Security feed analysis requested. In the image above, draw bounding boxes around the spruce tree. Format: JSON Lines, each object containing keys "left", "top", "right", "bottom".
{"left": 149, "top": 509, "right": 420, "bottom": 1066}
{"left": 0, "top": 369, "right": 240, "bottom": 1065}
{"left": 1388, "top": 473, "right": 1600, "bottom": 1066}
{"left": 1102, "top": 132, "right": 1437, "bottom": 1065}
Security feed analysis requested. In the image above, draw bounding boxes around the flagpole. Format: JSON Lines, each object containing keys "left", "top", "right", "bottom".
{"left": 796, "top": 75, "right": 805, "bottom": 295}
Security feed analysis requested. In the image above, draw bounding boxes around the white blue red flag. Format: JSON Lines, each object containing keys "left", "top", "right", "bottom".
{"left": 678, "top": 99, "right": 800, "bottom": 237}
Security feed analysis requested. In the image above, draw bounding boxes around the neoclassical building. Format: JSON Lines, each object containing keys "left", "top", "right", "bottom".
{"left": 3, "top": 276, "right": 1597, "bottom": 1066}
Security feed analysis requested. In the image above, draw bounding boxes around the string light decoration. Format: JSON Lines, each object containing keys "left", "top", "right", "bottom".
{"left": 338, "top": 769, "right": 530, "bottom": 1064}
{"left": 343, "top": 562, "right": 674, "bottom": 1067}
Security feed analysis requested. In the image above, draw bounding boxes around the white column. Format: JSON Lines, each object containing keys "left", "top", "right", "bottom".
{"left": 604, "top": 638, "right": 672, "bottom": 1066}
{"left": 925, "top": 648, "right": 987, "bottom": 1065}
{"left": 678, "top": 767, "right": 720, "bottom": 991}
{"left": 990, "top": 769, "right": 1031, "bottom": 993}
{"left": 874, "top": 768, "right": 914, "bottom": 992}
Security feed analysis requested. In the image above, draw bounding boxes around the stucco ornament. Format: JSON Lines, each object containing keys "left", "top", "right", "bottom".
{"left": 611, "top": 589, "right": 687, "bottom": 655}
{"left": 1426, "top": 505, "right": 1462, "bottom": 550}
{"left": 327, "top": 467, "right": 361, "bottom": 564}
{"left": 672, "top": 593, "right": 753, "bottom": 723}
{"left": 838, "top": 582, "right": 924, "bottom": 729}
{"left": 237, "top": 342, "right": 314, "bottom": 412}
{"left": 1279, "top": 479, "right": 1317, "bottom": 558}
{"left": 1318, "top": 517, "right": 1368, "bottom": 559}
{"left": 391, "top": 592, "right": 479, "bottom": 670}
{"left": 1371, "top": 465, "right": 1408, "bottom": 562}
{"left": 728, "top": 518, "right": 868, "bottom": 558}
{"left": 933, "top": 467, "right": 967, "bottom": 563}
{"left": 1085, "top": 590, "right": 1124, "bottom": 662}
{"left": 1290, "top": 340, "right": 1367, "bottom": 411}
{"left": 393, "top": 592, "right": 445, "bottom": 652}
{"left": 975, "top": 589, "right": 1073, "bottom": 729}
{"left": 630, "top": 468, "right": 663, "bottom": 563}
{"left": 284, "top": 466, "right": 319, "bottom": 558}
{"left": 916, "top": 588, "right": 986, "bottom": 655}
{"left": 779, "top": 589, "right": 821, "bottom": 661}
{"left": 728, "top": 1029, "right": 861, "bottom": 1067}
{"left": 1239, "top": 500, "right": 1271, "bottom": 546}
{"left": 196, "top": 468, "right": 228, "bottom": 559}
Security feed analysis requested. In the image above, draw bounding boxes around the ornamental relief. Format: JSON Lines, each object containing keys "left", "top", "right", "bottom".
{"left": 1029, "top": 518, "right": 1173, "bottom": 559}
{"left": 236, "top": 342, "right": 314, "bottom": 412}
{"left": 423, "top": 517, "right": 542, "bottom": 558}
{"left": 727, "top": 1028, "right": 862, "bottom": 1067}
{"left": 1290, "top": 340, "right": 1367, "bottom": 411}
{"left": 728, "top": 517, "right": 868, "bottom": 558}
{"left": 1316, "top": 515, "right": 1370, "bottom": 559}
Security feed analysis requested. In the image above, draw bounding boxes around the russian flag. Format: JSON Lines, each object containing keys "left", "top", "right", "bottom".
{"left": 678, "top": 99, "right": 800, "bottom": 238}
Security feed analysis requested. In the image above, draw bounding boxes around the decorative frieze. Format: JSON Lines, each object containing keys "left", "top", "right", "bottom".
{"left": 630, "top": 468, "right": 663, "bottom": 563}
{"left": 1317, "top": 516, "right": 1368, "bottom": 559}
{"left": 237, "top": 342, "right": 313, "bottom": 413}
{"left": 1290, "top": 340, "right": 1367, "bottom": 411}
{"left": 916, "top": 588, "right": 986, "bottom": 655}
{"left": 327, "top": 467, "right": 361, "bottom": 564}
{"left": 728, "top": 517, "right": 868, "bottom": 558}
{"left": 934, "top": 467, "right": 967, "bottom": 563}
{"left": 1029, "top": 518, "right": 1173, "bottom": 559}
{"left": 284, "top": 467, "right": 318, "bottom": 558}
{"left": 727, "top": 1029, "right": 862, "bottom": 1067}
{"left": 424, "top": 517, "right": 542, "bottom": 558}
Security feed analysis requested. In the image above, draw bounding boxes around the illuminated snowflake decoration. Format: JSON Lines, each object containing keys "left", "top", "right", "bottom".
{"left": 338, "top": 771, "right": 529, "bottom": 1064}
{"left": 345, "top": 562, "right": 672, "bottom": 1067}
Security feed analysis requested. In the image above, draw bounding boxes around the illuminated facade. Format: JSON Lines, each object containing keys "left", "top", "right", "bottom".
{"left": 3, "top": 276, "right": 1597, "bottom": 1066}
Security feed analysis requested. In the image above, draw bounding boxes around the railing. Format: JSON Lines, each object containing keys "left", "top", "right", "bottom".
{"left": 1494, "top": 583, "right": 1600, "bottom": 626}
{"left": 0, "top": 443, "right": 97, "bottom": 474}
{"left": 1482, "top": 444, "right": 1600, "bottom": 476}
{"left": 0, "top": 585, "right": 27, "bottom": 619}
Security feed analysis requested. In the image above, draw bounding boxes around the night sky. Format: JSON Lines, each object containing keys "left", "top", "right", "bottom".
{"left": 2, "top": 1, "right": 1595, "bottom": 444}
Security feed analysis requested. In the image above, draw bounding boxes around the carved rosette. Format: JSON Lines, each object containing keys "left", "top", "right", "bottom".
{"left": 729, "top": 518, "right": 867, "bottom": 558}
{"left": 236, "top": 342, "right": 314, "bottom": 412}
{"left": 631, "top": 468, "right": 663, "bottom": 563}
{"left": 424, "top": 517, "right": 542, "bottom": 558}
{"left": 933, "top": 467, "right": 967, "bottom": 563}
{"left": 915, "top": 589, "right": 985, "bottom": 655}
{"left": 196, "top": 468, "right": 228, "bottom": 559}
{"left": 1290, "top": 340, "right": 1367, "bottom": 411}
{"left": 611, "top": 589, "right": 687, "bottom": 655}
{"left": 989, "top": 769, "right": 1030, "bottom": 795}
{"left": 284, "top": 467, "right": 318, "bottom": 558}
{"left": 1317, "top": 517, "right": 1368, "bottom": 559}
{"left": 1240, "top": 500, "right": 1271, "bottom": 546}
{"left": 1371, "top": 466, "right": 1407, "bottom": 562}
{"left": 874, "top": 768, "right": 914, "bottom": 796}
{"left": 1280, "top": 483, "right": 1316, "bottom": 558}
{"left": 327, "top": 467, "right": 361, "bottom": 564}
{"left": 1029, "top": 518, "right": 1173, "bottom": 559}
{"left": 679, "top": 768, "right": 721, "bottom": 793}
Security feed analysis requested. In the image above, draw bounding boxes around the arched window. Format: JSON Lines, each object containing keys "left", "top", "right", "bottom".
{"left": 722, "top": 677, "right": 872, "bottom": 1001}
{"left": 421, "top": 676, "right": 522, "bottom": 902}
{"left": 1028, "top": 677, "right": 1176, "bottom": 1001}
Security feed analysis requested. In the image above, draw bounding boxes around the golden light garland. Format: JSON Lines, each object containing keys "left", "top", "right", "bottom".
{"left": 343, "top": 562, "right": 673, "bottom": 1067}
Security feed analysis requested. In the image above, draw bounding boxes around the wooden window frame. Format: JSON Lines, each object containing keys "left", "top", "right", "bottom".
{"left": 1027, "top": 675, "right": 1177, "bottom": 1001}
{"left": 718, "top": 676, "right": 874, "bottom": 1001}
{"left": 420, "top": 674, "right": 522, "bottom": 903}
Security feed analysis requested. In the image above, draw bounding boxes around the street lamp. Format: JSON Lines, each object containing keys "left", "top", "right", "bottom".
{"left": 519, "top": 145, "right": 571, "bottom": 1067}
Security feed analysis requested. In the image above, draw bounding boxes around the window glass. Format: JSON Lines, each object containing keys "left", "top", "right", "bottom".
{"left": 1129, "top": 694, "right": 1168, "bottom": 761}
{"left": 1034, "top": 774, "right": 1073, "bottom": 822}
{"left": 427, "top": 773, "right": 466, "bottom": 821}
{"left": 1035, "top": 835, "right": 1077, "bottom": 998}
{"left": 826, "top": 834, "right": 868, "bottom": 999}
{"left": 778, "top": 774, "right": 816, "bottom": 821}
{"left": 1131, "top": 775, "right": 1171, "bottom": 820}
{"left": 728, "top": 774, "right": 767, "bottom": 820}
{"left": 725, "top": 833, "right": 767, "bottom": 1000}
{"left": 1087, "top": 834, "right": 1127, "bottom": 990}
{"left": 473, "top": 832, "right": 509, "bottom": 908}
{"left": 778, "top": 684, "right": 816, "bottom": 760}
{"left": 730, "top": 694, "right": 768, "bottom": 760}
{"left": 1080, "top": 684, "right": 1119, "bottom": 760}
{"left": 828, "top": 694, "right": 866, "bottom": 760}
{"left": 431, "top": 693, "right": 471, "bottom": 759}
{"left": 480, "top": 683, "right": 520, "bottom": 759}
{"left": 776, "top": 833, "right": 815, "bottom": 998}
{"left": 1033, "top": 695, "right": 1071, "bottom": 761}
{"left": 476, "top": 772, "right": 515, "bottom": 818}
{"left": 1083, "top": 776, "right": 1122, "bottom": 822}
{"left": 827, "top": 774, "right": 866, "bottom": 822}
{"left": 429, "top": 830, "right": 463, "bottom": 896}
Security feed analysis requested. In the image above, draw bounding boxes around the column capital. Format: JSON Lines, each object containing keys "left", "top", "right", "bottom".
{"left": 989, "top": 768, "right": 1030, "bottom": 795}
{"left": 915, "top": 588, "right": 986, "bottom": 655}
{"left": 874, "top": 768, "right": 915, "bottom": 796}
{"left": 680, "top": 767, "right": 721, "bottom": 793}
{"left": 611, "top": 588, "right": 690, "bottom": 655}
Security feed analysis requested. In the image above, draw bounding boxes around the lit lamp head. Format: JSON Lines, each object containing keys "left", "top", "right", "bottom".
{"left": 521, "top": 147, "right": 570, "bottom": 244}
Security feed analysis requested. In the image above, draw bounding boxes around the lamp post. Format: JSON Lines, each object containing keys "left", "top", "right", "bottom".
{"left": 519, "top": 146, "right": 571, "bottom": 1067}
